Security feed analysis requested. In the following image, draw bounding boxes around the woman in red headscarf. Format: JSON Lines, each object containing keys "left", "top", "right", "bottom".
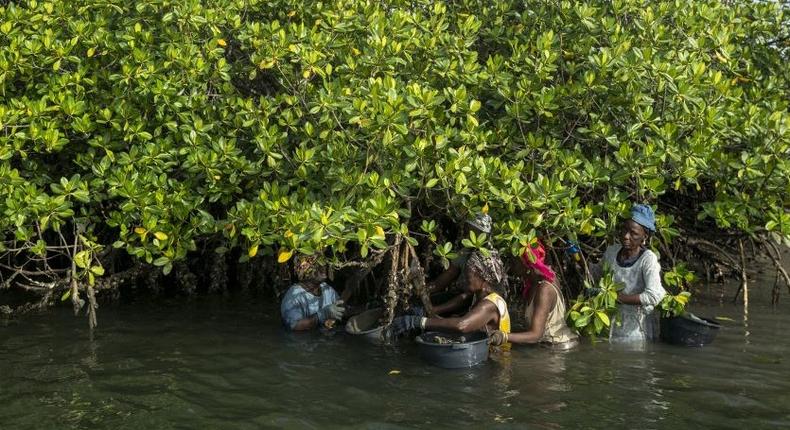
{"left": 490, "top": 240, "right": 578, "bottom": 349}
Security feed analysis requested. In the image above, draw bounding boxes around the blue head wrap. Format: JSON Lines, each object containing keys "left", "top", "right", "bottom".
{"left": 630, "top": 204, "right": 656, "bottom": 233}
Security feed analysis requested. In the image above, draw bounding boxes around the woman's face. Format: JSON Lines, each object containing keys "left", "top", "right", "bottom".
{"left": 465, "top": 268, "right": 484, "bottom": 293}
{"left": 620, "top": 219, "right": 648, "bottom": 251}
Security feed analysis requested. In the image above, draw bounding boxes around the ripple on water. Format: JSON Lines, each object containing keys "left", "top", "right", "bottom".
{"left": 1, "top": 299, "right": 789, "bottom": 429}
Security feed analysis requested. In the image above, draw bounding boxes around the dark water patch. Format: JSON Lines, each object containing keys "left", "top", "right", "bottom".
{"left": 1, "top": 291, "right": 789, "bottom": 429}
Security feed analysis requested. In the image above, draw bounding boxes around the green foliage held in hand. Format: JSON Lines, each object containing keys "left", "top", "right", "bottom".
{"left": 658, "top": 263, "right": 696, "bottom": 317}
{"left": 567, "top": 267, "right": 621, "bottom": 338}
{"left": 659, "top": 291, "right": 691, "bottom": 318}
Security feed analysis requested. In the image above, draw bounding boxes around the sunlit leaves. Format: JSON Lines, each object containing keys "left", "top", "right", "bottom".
{"left": 0, "top": 0, "right": 786, "bottom": 284}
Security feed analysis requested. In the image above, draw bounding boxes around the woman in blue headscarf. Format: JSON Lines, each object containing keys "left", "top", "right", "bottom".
{"left": 590, "top": 204, "right": 667, "bottom": 342}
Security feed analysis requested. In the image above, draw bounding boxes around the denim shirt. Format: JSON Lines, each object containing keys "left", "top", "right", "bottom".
{"left": 280, "top": 282, "right": 339, "bottom": 330}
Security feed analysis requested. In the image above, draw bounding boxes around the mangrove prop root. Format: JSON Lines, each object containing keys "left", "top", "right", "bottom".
{"left": 338, "top": 249, "right": 387, "bottom": 302}
{"left": 384, "top": 235, "right": 402, "bottom": 325}
{"left": 86, "top": 283, "right": 98, "bottom": 330}
{"left": 734, "top": 239, "right": 749, "bottom": 306}
{"left": 407, "top": 243, "right": 434, "bottom": 318}
{"left": 177, "top": 261, "right": 198, "bottom": 295}
{"left": 763, "top": 238, "right": 790, "bottom": 303}
{"left": 209, "top": 255, "right": 228, "bottom": 294}
{"left": 685, "top": 238, "right": 741, "bottom": 273}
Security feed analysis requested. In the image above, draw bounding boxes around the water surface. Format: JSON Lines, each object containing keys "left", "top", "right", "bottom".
{"left": 1, "top": 287, "right": 789, "bottom": 429}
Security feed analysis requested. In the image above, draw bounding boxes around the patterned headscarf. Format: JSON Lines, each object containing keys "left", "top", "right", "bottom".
{"left": 294, "top": 254, "right": 327, "bottom": 282}
{"left": 466, "top": 213, "right": 493, "bottom": 234}
{"left": 466, "top": 250, "right": 508, "bottom": 291}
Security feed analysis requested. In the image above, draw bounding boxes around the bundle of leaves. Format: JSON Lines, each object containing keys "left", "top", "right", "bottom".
{"left": 1, "top": 0, "right": 788, "bottom": 323}
{"left": 658, "top": 291, "right": 691, "bottom": 318}
{"left": 567, "top": 269, "right": 621, "bottom": 338}
{"left": 658, "top": 263, "right": 696, "bottom": 317}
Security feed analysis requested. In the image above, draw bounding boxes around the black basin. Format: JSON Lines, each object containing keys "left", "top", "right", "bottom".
{"left": 660, "top": 313, "right": 721, "bottom": 347}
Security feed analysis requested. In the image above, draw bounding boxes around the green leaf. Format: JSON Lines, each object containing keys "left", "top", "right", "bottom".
{"left": 153, "top": 256, "right": 170, "bottom": 267}
{"left": 74, "top": 250, "right": 90, "bottom": 269}
{"left": 596, "top": 311, "right": 610, "bottom": 327}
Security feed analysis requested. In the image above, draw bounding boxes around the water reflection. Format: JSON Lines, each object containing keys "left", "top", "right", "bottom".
{"left": 1, "top": 298, "right": 789, "bottom": 429}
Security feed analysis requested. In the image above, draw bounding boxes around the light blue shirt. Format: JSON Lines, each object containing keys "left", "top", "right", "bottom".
{"left": 280, "top": 282, "right": 339, "bottom": 330}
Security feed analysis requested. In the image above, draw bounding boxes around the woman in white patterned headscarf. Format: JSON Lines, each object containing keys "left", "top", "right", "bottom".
{"left": 386, "top": 250, "right": 511, "bottom": 341}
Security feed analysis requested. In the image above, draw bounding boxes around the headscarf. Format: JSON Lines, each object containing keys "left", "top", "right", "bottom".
{"left": 521, "top": 239, "right": 556, "bottom": 298}
{"left": 630, "top": 204, "right": 656, "bottom": 233}
{"left": 466, "top": 213, "right": 492, "bottom": 234}
{"left": 294, "top": 254, "right": 327, "bottom": 282}
{"left": 466, "top": 249, "right": 508, "bottom": 291}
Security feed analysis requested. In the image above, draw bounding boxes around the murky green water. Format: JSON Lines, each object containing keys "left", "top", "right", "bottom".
{"left": 2, "top": 286, "right": 789, "bottom": 429}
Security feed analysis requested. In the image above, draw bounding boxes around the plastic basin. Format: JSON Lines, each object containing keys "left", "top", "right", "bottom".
{"left": 345, "top": 308, "right": 385, "bottom": 344}
{"left": 415, "top": 331, "right": 489, "bottom": 368}
{"left": 660, "top": 313, "right": 721, "bottom": 347}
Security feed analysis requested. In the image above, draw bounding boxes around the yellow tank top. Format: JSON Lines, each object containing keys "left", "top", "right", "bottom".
{"left": 483, "top": 292, "right": 511, "bottom": 334}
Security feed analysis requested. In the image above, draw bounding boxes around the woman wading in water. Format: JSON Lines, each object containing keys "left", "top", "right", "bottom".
{"left": 385, "top": 250, "right": 510, "bottom": 342}
{"left": 590, "top": 204, "right": 667, "bottom": 342}
{"left": 490, "top": 240, "right": 578, "bottom": 349}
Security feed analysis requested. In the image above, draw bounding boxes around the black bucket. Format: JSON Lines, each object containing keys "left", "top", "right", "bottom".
{"left": 660, "top": 313, "right": 721, "bottom": 347}
{"left": 345, "top": 308, "right": 385, "bottom": 344}
{"left": 415, "top": 331, "right": 489, "bottom": 368}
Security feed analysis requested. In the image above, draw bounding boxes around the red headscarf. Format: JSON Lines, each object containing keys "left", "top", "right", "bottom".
{"left": 521, "top": 239, "right": 556, "bottom": 298}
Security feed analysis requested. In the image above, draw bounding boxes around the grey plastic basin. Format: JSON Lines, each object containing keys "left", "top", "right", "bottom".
{"left": 415, "top": 331, "right": 489, "bottom": 368}
{"left": 345, "top": 308, "right": 385, "bottom": 344}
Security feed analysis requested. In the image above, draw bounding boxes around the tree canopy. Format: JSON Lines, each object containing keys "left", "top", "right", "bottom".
{"left": 1, "top": 0, "right": 788, "bottom": 320}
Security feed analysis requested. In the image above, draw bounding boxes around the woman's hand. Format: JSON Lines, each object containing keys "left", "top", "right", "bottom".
{"left": 489, "top": 330, "right": 508, "bottom": 346}
{"left": 383, "top": 315, "right": 426, "bottom": 339}
{"left": 317, "top": 300, "right": 346, "bottom": 322}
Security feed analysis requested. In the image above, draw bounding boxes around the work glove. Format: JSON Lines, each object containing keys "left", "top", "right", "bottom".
{"left": 489, "top": 330, "right": 508, "bottom": 346}
{"left": 317, "top": 300, "right": 346, "bottom": 323}
{"left": 409, "top": 305, "right": 426, "bottom": 318}
{"left": 383, "top": 315, "right": 426, "bottom": 339}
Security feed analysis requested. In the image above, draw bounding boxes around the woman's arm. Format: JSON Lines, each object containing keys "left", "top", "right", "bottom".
{"left": 507, "top": 284, "right": 557, "bottom": 344}
{"left": 616, "top": 292, "right": 643, "bottom": 305}
{"left": 429, "top": 263, "right": 461, "bottom": 292}
{"left": 290, "top": 314, "right": 320, "bottom": 331}
{"left": 431, "top": 292, "right": 473, "bottom": 316}
{"left": 425, "top": 300, "right": 497, "bottom": 334}
{"left": 638, "top": 254, "right": 666, "bottom": 309}
{"left": 617, "top": 253, "right": 666, "bottom": 307}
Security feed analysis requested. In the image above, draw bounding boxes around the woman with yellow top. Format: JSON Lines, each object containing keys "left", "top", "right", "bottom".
{"left": 385, "top": 250, "right": 510, "bottom": 338}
